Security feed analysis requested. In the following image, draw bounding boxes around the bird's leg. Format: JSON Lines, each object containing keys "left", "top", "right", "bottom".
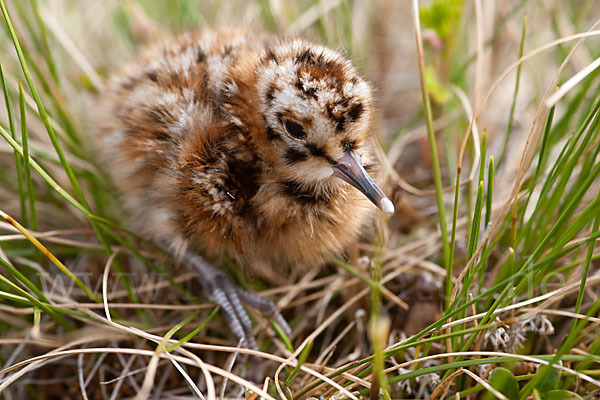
{"left": 180, "top": 249, "right": 291, "bottom": 349}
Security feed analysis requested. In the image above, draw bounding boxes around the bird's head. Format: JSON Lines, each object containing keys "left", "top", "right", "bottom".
{"left": 252, "top": 40, "right": 394, "bottom": 214}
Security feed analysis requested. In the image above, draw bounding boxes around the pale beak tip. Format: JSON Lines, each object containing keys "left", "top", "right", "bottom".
{"left": 380, "top": 197, "right": 395, "bottom": 215}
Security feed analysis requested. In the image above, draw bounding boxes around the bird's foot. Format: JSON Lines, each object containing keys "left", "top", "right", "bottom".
{"left": 184, "top": 251, "right": 290, "bottom": 349}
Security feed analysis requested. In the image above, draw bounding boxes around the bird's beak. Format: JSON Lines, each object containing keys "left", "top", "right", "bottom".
{"left": 332, "top": 150, "right": 395, "bottom": 215}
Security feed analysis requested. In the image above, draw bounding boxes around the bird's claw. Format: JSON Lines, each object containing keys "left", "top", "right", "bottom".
{"left": 236, "top": 288, "right": 291, "bottom": 336}
{"left": 208, "top": 276, "right": 257, "bottom": 348}
{"left": 186, "top": 252, "right": 289, "bottom": 348}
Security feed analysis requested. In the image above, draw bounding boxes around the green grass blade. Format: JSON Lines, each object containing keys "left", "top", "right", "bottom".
{"left": 0, "top": 258, "right": 72, "bottom": 329}
{"left": 285, "top": 340, "right": 313, "bottom": 387}
{"left": 30, "top": 0, "right": 60, "bottom": 85}
{"left": 0, "top": 208, "right": 101, "bottom": 303}
{"left": 0, "top": 124, "right": 89, "bottom": 215}
{"left": 447, "top": 157, "right": 462, "bottom": 311}
{"left": 519, "top": 212, "right": 600, "bottom": 398}
{"left": 0, "top": 0, "right": 88, "bottom": 208}
{"left": 467, "top": 180, "right": 484, "bottom": 261}
{"left": 0, "top": 247, "right": 49, "bottom": 304}
{"left": 414, "top": 3, "right": 451, "bottom": 305}
{"left": 19, "top": 81, "right": 37, "bottom": 231}
{"left": 165, "top": 307, "right": 219, "bottom": 352}
{"left": 498, "top": 14, "right": 527, "bottom": 165}
{"left": 0, "top": 62, "right": 27, "bottom": 224}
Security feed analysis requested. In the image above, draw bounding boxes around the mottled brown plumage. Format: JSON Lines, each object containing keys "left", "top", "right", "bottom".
{"left": 94, "top": 29, "right": 393, "bottom": 347}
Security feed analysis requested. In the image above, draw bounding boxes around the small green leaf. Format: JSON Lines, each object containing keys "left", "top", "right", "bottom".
{"left": 536, "top": 362, "right": 562, "bottom": 393}
{"left": 265, "top": 379, "right": 293, "bottom": 400}
{"left": 482, "top": 367, "right": 518, "bottom": 400}
{"left": 419, "top": 0, "right": 464, "bottom": 41}
{"left": 285, "top": 340, "right": 313, "bottom": 386}
{"left": 539, "top": 390, "right": 583, "bottom": 400}
{"left": 425, "top": 65, "right": 450, "bottom": 104}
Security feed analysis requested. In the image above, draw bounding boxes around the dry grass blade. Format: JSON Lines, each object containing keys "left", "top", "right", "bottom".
{"left": 77, "top": 352, "right": 89, "bottom": 400}
{"left": 547, "top": 54, "right": 600, "bottom": 107}
{"left": 0, "top": 333, "right": 130, "bottom": 392}
{"left": 0, "top": 208, "right": 100, "bottom": 302}
{"left": 461, "top": 368, "right": 508, "bottom": 400}
{"left": 39, "top": 6, "right": 103, "bottom": 89}
{"left": 102, "top": 250, "right": 120, "bottom": 322}
{"left": 133, "top": 351, "right": 159, "bottom": 400}
{"left": 428, "top": 368, "right": 465, "bottom": 400}
{"left": 0, "top": 347, "right": 273, "bottom": 400}
{"left": 82, "top": 308, "right": 353, "bottom": 400}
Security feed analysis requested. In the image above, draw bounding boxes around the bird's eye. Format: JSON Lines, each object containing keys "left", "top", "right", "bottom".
{"left": 343, "top": 140, "right": 356, "bottom": 151}
{"left": 283, "top": 120, "right": 307, "bottom": 139}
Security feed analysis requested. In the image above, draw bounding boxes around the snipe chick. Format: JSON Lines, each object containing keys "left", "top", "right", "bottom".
{"left": 95, "top": 29, "right": 393, "bottom": 348}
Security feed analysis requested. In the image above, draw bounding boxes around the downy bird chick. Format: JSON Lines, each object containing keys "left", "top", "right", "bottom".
{"left": 94, "top": 29, "right": 394, "bottom": 348}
